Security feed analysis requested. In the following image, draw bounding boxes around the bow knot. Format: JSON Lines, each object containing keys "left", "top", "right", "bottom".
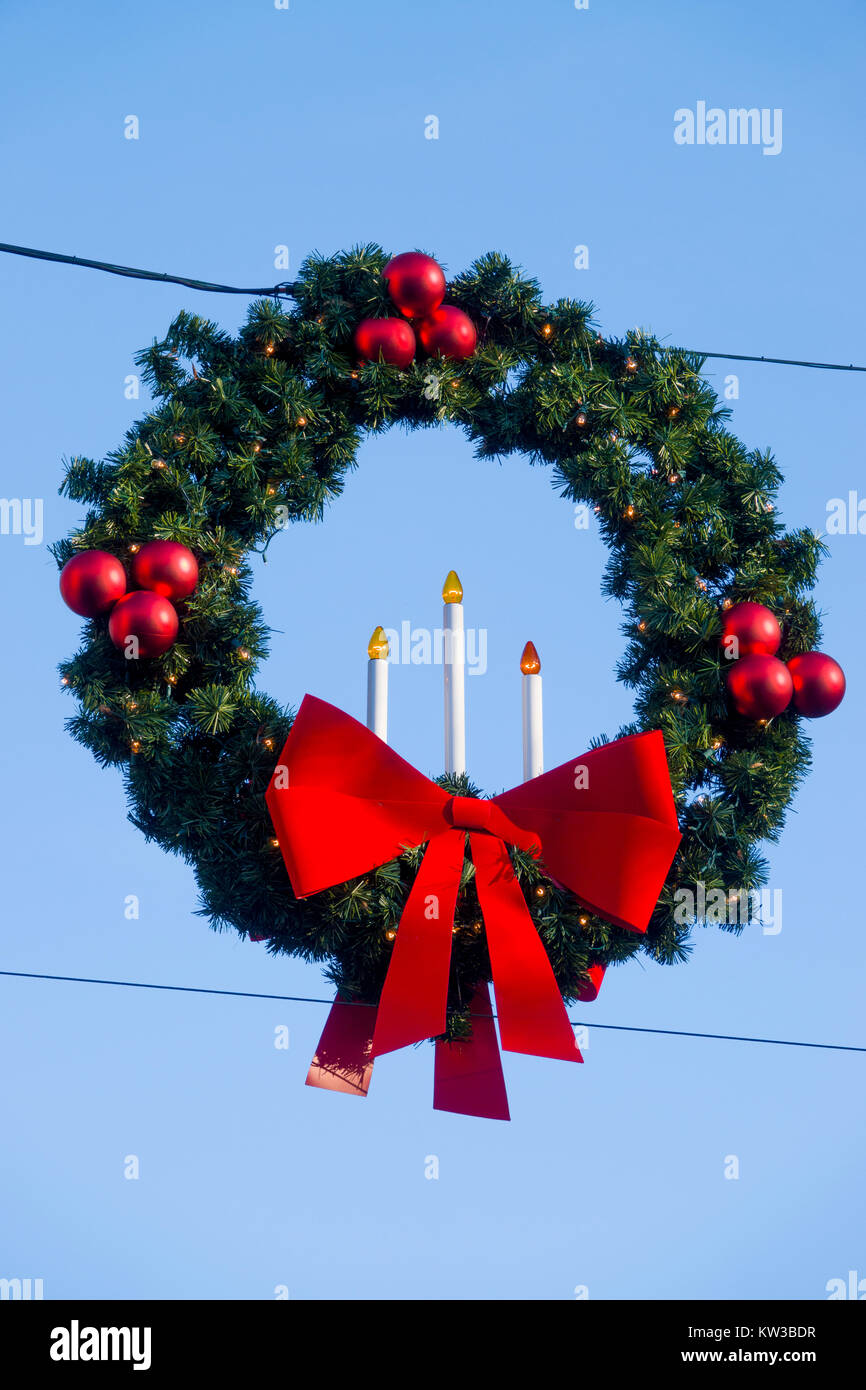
{"left": 444, "top": 794, "right": 538, "bottom": 850}
{"left": 446, "top": 794, "right": 491, "bottom": 832}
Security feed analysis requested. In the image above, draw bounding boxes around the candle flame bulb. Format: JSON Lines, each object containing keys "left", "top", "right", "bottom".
{"left": 520, "top": 640, "right": 541, "bottom": 675}
{"left": 442, "top": 569, "right": 463, "bottom": 604}
{"left": 367, "top": 625, "right": 389, "bottom": 660}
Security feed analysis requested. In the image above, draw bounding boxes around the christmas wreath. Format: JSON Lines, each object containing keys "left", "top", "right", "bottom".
{"left": 55, "top": 245, "right": 845, "bottom": 1115}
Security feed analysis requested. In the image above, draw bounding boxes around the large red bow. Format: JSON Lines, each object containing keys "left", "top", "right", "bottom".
{"left": 266, "top": 695, "right": 681, "bottom": 1118}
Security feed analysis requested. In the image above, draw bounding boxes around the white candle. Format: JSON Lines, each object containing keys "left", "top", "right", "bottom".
{"left": 366, "top": 625, "right": 389, "bottom": 741}
{"left": 442, "top": 570, "right": 466, "bottom": 775}
{"left": 521, "top": 641, "right": 543, "bottom": 781}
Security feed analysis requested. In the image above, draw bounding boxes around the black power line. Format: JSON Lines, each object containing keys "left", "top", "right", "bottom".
{"left": 685, "top": 349, "right": 866, "bottom": 374}
{"left": 2, "top": 240, "right": 864, "bottom": 374}
{"left": 0, "top": 241, "right": 296, "bottom": 297}
{"left": 1, "top": 969, "right": 863, "bottom": 1054}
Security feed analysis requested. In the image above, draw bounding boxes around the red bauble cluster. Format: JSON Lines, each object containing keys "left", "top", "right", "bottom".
{"left": 353, "top": 252, "right": 477, "bottom": 370}
{"left": 721, "top": 601, "right": 846, "bottom": 720}
{"left": 60, "top": 539, "right": 199, "bottom": 659}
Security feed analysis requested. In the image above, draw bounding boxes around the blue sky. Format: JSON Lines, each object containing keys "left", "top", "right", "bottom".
{"left": 0, "top": 0, "right": 864, "bottom": 1300}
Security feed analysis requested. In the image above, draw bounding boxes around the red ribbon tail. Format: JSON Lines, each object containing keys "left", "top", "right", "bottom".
{"left": 433, "top": 982, "right": 510, "bottom": 1121}
{"left": 306, "top": 993, "right": 376, "bottom": 1097}
{"left": 576, "top": 963, "right": 606, "bottom": 1002}
{"left": 370, "top": 831, "right": 465, "bottom": 1058}
{"left": 471, "top": 834, "right": 583, "bottom": 1064}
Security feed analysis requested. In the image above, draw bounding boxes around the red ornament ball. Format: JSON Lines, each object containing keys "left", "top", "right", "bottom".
{"left": 108, "top": 590, "right": 179, "bottom": 658}
{"left": 59, "top": 549, "right": 127, "bottom": 617}
{"left": 720, "top": 601, "right": 781, "bottom": 659}
{"left": 354, "top": 317, "right": 416, "bottom": 369}
{"left": 131, "top": 540, "right": 199, "bottom": 600}
{"left": 726, "top": 654, "right": 793, "bottom": 719}
{"left": 787, "top": 651, "right": 846, "bottom": 718}
{"left": 417, "top": 305, "right": 477, "bottom": 360}
{"left": 383, "top": 252, "right": 446, "bottom": 319}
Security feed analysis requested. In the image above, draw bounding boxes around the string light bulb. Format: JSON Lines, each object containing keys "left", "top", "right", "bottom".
{"left": 576, "top": 410, "right": 587, "bottom": 427}
{"left": 638, "top": 620, "right": 647, "bottom": 632}
{"left": 442, "top": 570, "right": 463, "bottom": 604}
{"left": 237, "top": 648, "right": 250, "bottom": 661}
{"left": 541, "top": 323, "right": 553, "bottom": 338}
{"left": 269, "top": 837, "right": 280, "bottom": 849}
{"left": 534, "top": 885, "right": 547, "bottom": 899}
{"left": 385, "top": 928, "right": 397, "bottom": 942}
{"left": 296, "top": 416, "right": 307, "bottom": 428}
{"left": 624, "top": 504, "right": 636, "bottom": 519}
{"left": 368, "top": 625, "right": 389, "bottom": 660}
{"left": 626, "top": 357, "right": 637, "bottom": 371}
{"left": 130, "top": 740, "right": 141, "bottom": 754}
{"left": 128, "top": 543, "right": 140, "bottom": 554}
{"left": 579, "top": 915, "right": 589, "bottom": 927}
{"left": 520, "top": 640, "right": 541, "bottom": 675}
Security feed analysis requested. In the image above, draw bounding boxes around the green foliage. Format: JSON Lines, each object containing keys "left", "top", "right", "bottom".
{"left": 56, "top": 245, "right": 822, "bottom": 1023}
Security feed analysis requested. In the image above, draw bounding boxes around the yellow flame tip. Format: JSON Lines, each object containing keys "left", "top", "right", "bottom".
{"left": 442, "top": 569, "right": 464, "bottom": 604}
{"left": 367, "top": 625, "right": 389, "bottom": 660}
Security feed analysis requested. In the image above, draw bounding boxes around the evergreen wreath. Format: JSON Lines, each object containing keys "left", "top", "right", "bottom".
{"left": 54, "top": 244, "right": 825, "bottom": 1034}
